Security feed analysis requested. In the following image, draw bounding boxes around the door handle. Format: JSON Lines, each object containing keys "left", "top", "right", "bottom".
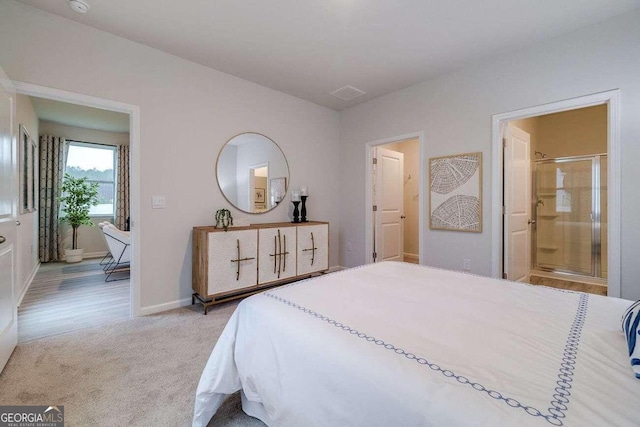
{"left": 528, "top": 219, "right": 536, "bottom": 225}
{"left": 0, "top": 236, "right": 5, "bottom": 244}
{"left": 16, "top": 220, "right": 21, "bottom": 226}
{"left": 400, "top": 215, "right": 406, "bottom": 219}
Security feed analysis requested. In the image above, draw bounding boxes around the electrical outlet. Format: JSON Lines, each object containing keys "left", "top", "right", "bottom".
{"left": 463, "top": 258, "right": 471, "bottom": 271}
{"left": 346, "top": 242, "right": 352, "bottom": 252}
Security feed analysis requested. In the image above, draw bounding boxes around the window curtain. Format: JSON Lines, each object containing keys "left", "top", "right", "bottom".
{"left": 116, "top": 145, "right": 130, "bottom": 230}
{"left": 38, "top": 135, "right": 68, "bottom": 262}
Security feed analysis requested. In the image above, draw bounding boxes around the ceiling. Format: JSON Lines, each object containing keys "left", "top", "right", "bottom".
{"left": 30, "top": 96, "right": 130, "bottom": 132}
{"left": 17, "top": 0, "right": 640, "bottom": 110}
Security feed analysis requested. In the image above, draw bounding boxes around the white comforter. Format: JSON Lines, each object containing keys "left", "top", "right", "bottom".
{"left": 193, "top": 262, "right": 640, "bottom": 427}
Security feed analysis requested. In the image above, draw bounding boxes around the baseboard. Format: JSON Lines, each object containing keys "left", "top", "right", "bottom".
{"left": 81, "top": 251, "right": 109, "bottom": 260}
{"left": 140, "top": 267, "right": 347, "bottom": 316}
{"left": 139, "top": 297, "right": 192, "bottom": 316}
{"left": 16, "top": 262, "right": 40, "bottom": 307}
{"left": 404, "top": 253, "right": 419, "bottom": 264}
{"left": 59, "top": 251, "right": 109, "bottom": 261}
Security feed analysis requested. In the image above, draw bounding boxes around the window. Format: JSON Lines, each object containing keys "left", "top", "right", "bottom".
{"left": 555, "top": 167, "right": 571, "bottom": 213}
{"left": 65, "top": 142, "right": 117, "bottom": 216}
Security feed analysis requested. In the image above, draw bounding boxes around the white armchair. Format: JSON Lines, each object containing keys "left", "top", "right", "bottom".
{"left": 102, "top": 224, "right": 131, "bottom": 282}
{"left": 98, "top": 221, "right": 113, "bottom": 268}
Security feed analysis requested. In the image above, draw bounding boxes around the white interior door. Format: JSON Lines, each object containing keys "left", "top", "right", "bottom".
{"left": 374, "top": 147, "right": 404, "bottom": 262}
{"left": 0, "top": 66, "right": 17, "bottom": 372}
{"left": 504, "top": 123, "right": 531, "bottom": 282}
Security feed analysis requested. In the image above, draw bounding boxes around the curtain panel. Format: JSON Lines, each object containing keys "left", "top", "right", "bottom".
{"left": 38, "top": 135, "right": 68, "bottom": 262}
{"left": 116, "top": 145, "right": 130, "bottom": 230}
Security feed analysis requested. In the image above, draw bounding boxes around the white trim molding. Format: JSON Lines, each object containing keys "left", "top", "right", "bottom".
{"left": 16, "top": 262, "right": 39, "bottom": 307}
{"left": 365, "top": 131, "right": 425, "bottom": 265}
{"left": 13, "top": 81, "right": 143, "bottom": 315}
{"left": 491, "top": 90, "right": 621, "bottom": 297}
{"left": 143, "top": 266, "right": 347, "bottom": 316}
{"left": 139, "top": 298, "right": 192, "bottom": 316}
{"left": 404, "top": 253, "right": 420, "bottom": 264}
{"left": 60, "top": 251, "right": 109, "bottom": 261}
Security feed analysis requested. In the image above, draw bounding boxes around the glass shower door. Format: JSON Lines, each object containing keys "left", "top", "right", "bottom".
{"left": 600, "top": 156, "right": 608, "bottom": 279}
{"left": 534, "top": 159, "right": 594, "bottom": 276}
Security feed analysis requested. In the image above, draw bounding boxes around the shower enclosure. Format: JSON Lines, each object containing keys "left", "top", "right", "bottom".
{"left": 533, "top": 154, "right": 607, "bottom": 279}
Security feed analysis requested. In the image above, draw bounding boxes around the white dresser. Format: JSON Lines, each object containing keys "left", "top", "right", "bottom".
{"left": 192, "top": 221, "right": 329, "bottom": 313}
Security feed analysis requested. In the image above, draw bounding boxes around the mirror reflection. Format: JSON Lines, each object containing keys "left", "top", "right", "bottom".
{"left": 216, "top": 132, "right": 289, "bottom": 214}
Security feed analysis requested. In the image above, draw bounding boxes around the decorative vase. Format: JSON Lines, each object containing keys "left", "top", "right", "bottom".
{"left": 65, "top": 248, "right": 84, "bottom": 263}
{"left": 291, "top": 201, "right": 301, "bottom": 223}
{"left": 300, "top": 195, "right": 308, "bottom": 222}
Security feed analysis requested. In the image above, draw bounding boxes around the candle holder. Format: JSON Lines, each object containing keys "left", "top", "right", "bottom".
{"left": 300, "top": 196, "right": 308, "bottom": 222}
{"left": 291, "top": 201, "right": 301, "bottom": 223}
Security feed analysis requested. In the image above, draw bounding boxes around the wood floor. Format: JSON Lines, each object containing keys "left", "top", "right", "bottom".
{"left": 529, "top": 275, "right": 607, "bottom": 296}
{"left": 18, "top": 258, "right": 130, "bottom": 342}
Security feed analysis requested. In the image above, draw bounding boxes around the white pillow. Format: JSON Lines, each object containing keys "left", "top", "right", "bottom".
{"left": 622, "top": 299, "right": 640, "bottom": 379}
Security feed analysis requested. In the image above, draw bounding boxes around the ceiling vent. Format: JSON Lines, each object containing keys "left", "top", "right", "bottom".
{"left": 69, "top": 0, "right": 90, "bottom": 13}
{"left": 330, "top": 86, "right": 366, "bottom": 101}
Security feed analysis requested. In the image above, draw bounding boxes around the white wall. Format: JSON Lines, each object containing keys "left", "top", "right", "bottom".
{"left": 339, "top": 10, "right": 640, "bottom": 300}
{"left": 15, "top": 94, "right": 38, "bottom": 303}
{"left": 39, "top": 120, "right": 130, "bottom": 146}
{"left": 217, "top": 144, "right": 238, "bottom": 205}
{"left": 0, "top": 1, "right": 341, "bottom": 312}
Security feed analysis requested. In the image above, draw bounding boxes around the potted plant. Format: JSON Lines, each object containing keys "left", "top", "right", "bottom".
{"left": 59, "top": 173, "right": 99, "bottom": 263}
{"left": 215, "top": 209, "right": 233, "bottom": 231}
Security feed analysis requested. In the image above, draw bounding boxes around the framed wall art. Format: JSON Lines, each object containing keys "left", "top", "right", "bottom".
{"left": 19, "top": 124, "right": 37, "bottom": 213}
{"left": 254, "top": 188, "right": 266, "bottom": 204}
{"left": 429, "top": 152, "right": 482, "bottom": 232}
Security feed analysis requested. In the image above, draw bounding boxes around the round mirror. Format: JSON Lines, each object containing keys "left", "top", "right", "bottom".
{"left": 216, "top": 132, "right": 289, "bottom": 214}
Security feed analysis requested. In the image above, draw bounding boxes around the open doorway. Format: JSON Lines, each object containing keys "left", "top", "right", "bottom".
{"left": 250, "top": 164, "right": 269, "bottom": 213}
{"left": 365, "top": 133, "right": 424, "bottom": 265}
{"left": 494, "top": 91, "right": 620, "bottom": 297}
{"left": 14, "top": 92, "right": 136, "bottom": 342}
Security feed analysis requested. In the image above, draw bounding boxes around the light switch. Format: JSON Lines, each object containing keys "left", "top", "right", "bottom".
{"left": 152, "top": 195, "right": 166, "bottom": 209}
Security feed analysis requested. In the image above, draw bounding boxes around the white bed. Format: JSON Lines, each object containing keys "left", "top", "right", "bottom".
{"left": 193, "top": 262, "right": 640, "bottom": 426}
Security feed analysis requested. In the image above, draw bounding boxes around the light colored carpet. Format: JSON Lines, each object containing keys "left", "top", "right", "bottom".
{"left": 0, "top": 301, "right": 265, "bottom": 426}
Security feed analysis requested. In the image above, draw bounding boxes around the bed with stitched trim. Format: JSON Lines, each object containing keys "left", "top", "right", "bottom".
{"left": 193, "top": 262, "right": 640, "bottom": 427}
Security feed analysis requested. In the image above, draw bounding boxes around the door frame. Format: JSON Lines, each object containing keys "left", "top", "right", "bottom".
{"left": 0, "top": 67, "right": 18, "bottom": 372}
{"left": 13, "top": 81, "right": 142, "bottom": 316}
{"left": 365, "top": 131, "right": 425, "bottom": 265}
{"left": 491, "top": 90, "right": 621, "bottom": 297}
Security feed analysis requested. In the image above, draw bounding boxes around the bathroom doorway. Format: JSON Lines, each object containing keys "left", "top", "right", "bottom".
{"left": 503, "top": 104, "right": 609, "bottom": 295}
